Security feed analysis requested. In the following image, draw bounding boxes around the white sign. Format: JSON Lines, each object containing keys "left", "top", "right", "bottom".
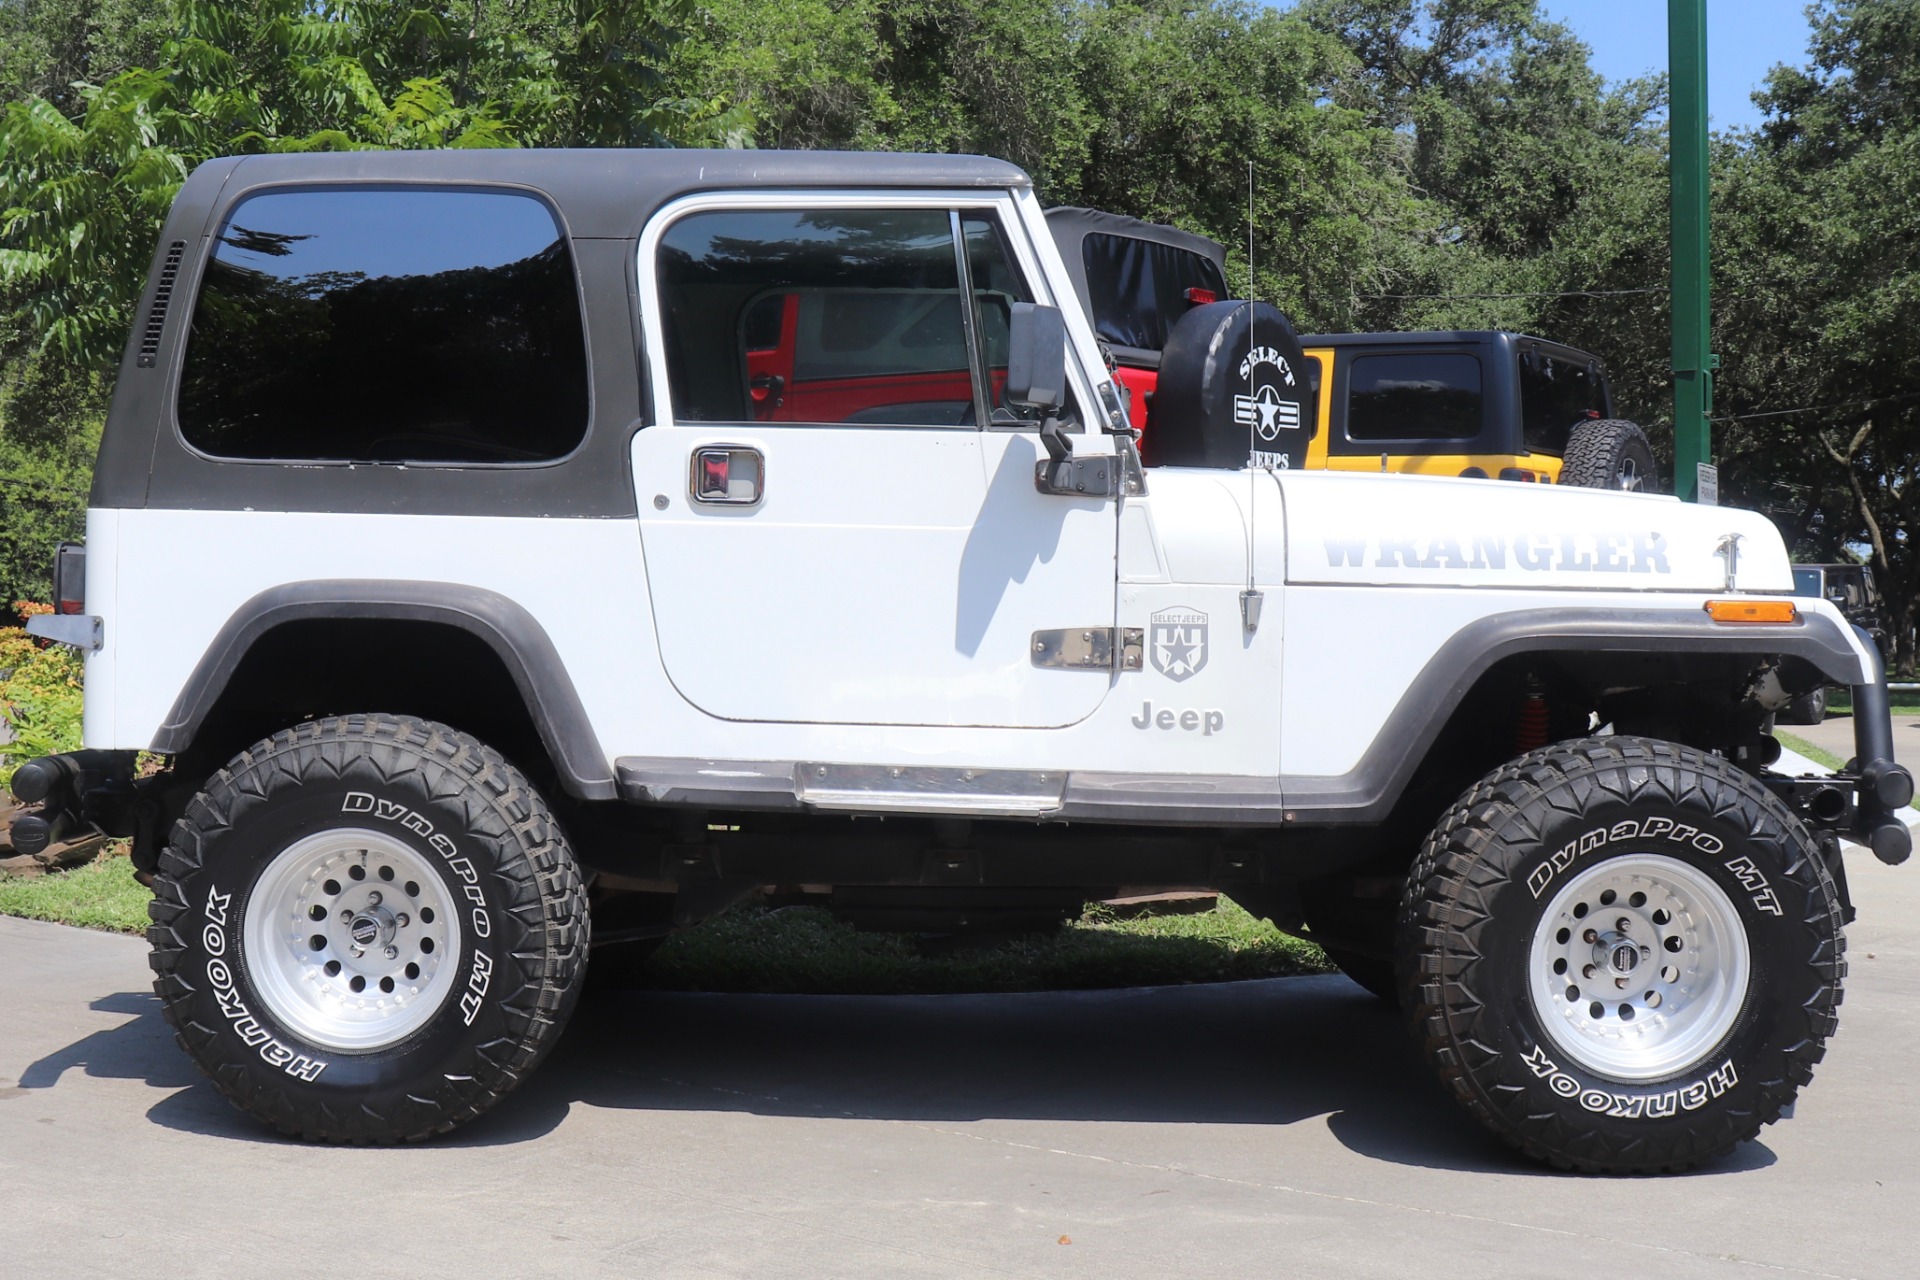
{"left": 1696, "top": 463, "right": 1719, "bottom": 506}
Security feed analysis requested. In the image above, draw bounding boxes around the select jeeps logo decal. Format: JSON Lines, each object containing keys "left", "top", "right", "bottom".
{"left": 1150, "top": 607, "right": 1208, "bottom": 682}
{"left": 1524, "top": 1045, "right": 1738, "bottom": 1119}
{"left": 1235, "top": 346, "right": 1300, "bottom": 441}
{"left": 203, "top": 886, "right": 326, "bottom": 1081}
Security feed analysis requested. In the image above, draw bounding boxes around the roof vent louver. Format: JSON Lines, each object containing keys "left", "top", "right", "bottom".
{"left": 136, "top": 241, "right": 186, "bottom": 369}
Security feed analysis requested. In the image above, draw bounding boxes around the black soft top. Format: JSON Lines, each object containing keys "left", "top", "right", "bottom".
{"left": 1045, "top": 208, "right": 1228, "bottom": 366}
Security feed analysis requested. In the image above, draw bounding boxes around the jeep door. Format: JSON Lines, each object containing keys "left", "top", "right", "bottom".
{"left": 632, "top": 192, "right": 1119, "bottom": 728}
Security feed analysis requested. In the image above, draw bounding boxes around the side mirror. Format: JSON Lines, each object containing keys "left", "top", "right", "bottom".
{"left": 1005, "top": 302, "right": 1066, "bottom": 410}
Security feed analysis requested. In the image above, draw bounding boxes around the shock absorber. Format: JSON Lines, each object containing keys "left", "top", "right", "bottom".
{"left": 1516, "top": 678, "right": 1550, "bottom": 753}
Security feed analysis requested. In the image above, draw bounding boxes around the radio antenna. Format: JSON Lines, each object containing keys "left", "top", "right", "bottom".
{"left": 1241, "top": 160, "right": 1264, "bottom": 634}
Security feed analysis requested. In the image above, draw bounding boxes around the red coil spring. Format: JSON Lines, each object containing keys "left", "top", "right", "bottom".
{"left": 1516, "top": 692, "right": 1550, "bottom": 753}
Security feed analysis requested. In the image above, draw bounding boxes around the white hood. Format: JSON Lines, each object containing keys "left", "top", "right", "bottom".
{"left": 1278, "top": 470, "right": 1792, "bottom": 593}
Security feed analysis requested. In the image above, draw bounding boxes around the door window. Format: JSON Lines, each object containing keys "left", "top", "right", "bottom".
{"left": 660, "top": 209, "right": 979, "bottom": 427}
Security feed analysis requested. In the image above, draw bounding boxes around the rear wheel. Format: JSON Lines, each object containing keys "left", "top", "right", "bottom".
{"left": 148, "top": 715, "right": 587, "bottom": 1143}
{"left": 1562, "top": 418, "right": 1657, "bottom": 492}
{"left": 1399, "top": 737, "right": 1843, "bottom": 1173}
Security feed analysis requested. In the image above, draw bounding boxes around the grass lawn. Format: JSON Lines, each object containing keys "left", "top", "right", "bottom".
{"left": 0, "top": 853, "right": 1332, "bottom": 993}
{"left": 1776, "top": 731, "right": 1846, "bottom": 772}
{"left": 0, "top": 851, "right": 150, "bottom": 933}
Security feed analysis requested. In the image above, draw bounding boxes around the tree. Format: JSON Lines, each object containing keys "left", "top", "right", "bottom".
{"left": 1711, "top": 1, "right": 1920, "bottom": 667}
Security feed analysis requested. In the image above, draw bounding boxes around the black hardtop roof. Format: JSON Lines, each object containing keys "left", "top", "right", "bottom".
{"left": 1297, "top": 329, "right": 1600, "bottom": 362}
{"left": 182, "top": 148, "right": 1032, "bottom": 239}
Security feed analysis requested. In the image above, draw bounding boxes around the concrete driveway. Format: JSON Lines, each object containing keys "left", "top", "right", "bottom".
{"left": 1783, "top": 707, "right": 1920, "bottom": 768}
{"left": 2, "top": 856, "right": 1917, "bottom": 1279}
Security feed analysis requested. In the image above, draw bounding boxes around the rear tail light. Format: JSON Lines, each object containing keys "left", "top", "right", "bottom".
{"left": 52, "top": 542, "right": 85, "bottom": 615}
{"left": 1184, "top": 287, "right": 1217, "bottom": 306}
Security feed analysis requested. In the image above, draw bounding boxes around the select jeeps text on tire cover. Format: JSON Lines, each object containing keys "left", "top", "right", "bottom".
{"left": 15, "top": 148, "right": 1910, "bottom": 1173}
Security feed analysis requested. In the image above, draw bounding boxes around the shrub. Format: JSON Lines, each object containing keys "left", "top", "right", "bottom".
{"left": 0, "top": 601, "right": 83, "bottom": 787}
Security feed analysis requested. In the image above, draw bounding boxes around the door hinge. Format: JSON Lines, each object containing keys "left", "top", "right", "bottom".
{"left": 1031, "top": 626, "right": 1143, "bottom": 671}
{"left": 1035, "top": 455, "right": 1116, "bottom": 497}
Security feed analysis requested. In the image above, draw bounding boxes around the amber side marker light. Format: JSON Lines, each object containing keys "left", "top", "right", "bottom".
{"left": 1705, "top": 599, "right": 1798, "bottom": 624}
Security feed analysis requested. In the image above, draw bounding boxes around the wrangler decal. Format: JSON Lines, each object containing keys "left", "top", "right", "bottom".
{"left": 1322, "top": 531, "right": 1671, "bottom": 574}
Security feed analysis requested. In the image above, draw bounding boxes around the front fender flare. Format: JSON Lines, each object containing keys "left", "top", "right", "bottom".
{"left": 1283, "top": 606, "right": 1870, "bottom": 825}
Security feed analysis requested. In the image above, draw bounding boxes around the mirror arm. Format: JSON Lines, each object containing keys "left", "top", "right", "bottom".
{"left": 1039, "top": 413, "right": 1072, "bottom": 461}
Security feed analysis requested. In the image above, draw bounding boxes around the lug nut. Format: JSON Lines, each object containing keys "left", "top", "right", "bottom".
{"left": 1583, "top": 929, "right": 1599, "bottom": 944}
{"left": 350, "top": 945, "right": 365, "bottom": 958}
{"left": 1640, "top": 946, "right": 1652, "bottom": 959}
{"left": 384, "top": 945, "right": 399, "bottom": 960}
{"left": 367, "top": 891, "right": 382, "bottom": 906}
{"left": 396, "top": 913, "right": 410, "bottom": 927}
{"left": 1617, "top": 917, "right": 1633, "bottom": 933}
{"left": 1615, "top": 977, "right": 1630, "bottom": 989}
{"left": 1582, "top": 964, "right": 1597, "bottom": 979}
{"left": 340, "top": 909, "right": 354, "bottom": 922}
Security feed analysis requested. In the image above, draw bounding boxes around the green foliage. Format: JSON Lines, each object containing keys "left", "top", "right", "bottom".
{"left": 0, "top": 0, "right": 735, "bottom": 374}
{"left": 0, "top": 608, "right": 85, "bottom": 784}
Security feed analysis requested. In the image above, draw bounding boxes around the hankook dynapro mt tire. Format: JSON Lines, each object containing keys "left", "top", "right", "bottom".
{"left": 147, "top": 715, "right": 587, "bottom": 1143}
{"left": 1398, "top": 737, "right": 1844, "bottom": 1174}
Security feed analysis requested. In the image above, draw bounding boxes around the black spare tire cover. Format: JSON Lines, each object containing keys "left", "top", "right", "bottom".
{"left": 1150, "top": 300, "right": 1314, "bottom": 469}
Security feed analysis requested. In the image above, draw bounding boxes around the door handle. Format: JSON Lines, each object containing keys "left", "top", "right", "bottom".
{"left": 691, "top": 446, "right": 765, "bottom": 506}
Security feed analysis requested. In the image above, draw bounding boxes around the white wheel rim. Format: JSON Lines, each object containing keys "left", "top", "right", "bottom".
{"left": 1528, "top": 853, "right": 1749, "bottom": 1081}
{"left": 244, "top": 829, "right": 463, "bottom": 1051}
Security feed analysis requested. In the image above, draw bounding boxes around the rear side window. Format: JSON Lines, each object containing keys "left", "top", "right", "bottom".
{"left": 179, "top": 188, "right": 589, "bottom": 464}
{"left": 1080, "top": 233, "right": 1227, "bottom": 352}
{"left": 1520, "top": 350, "right": 1607, "bottom": 455}
{"left": 1347, "top": 352, "right": 1482, "bottom": 441}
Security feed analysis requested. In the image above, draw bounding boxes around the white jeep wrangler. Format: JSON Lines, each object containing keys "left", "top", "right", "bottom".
{"left": 13, "top": 149, "right": 1909, "bottom": 1173}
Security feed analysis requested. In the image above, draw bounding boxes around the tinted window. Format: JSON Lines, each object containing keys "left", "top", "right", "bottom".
{"left": 1792, "top": 568, "right": 1823, "bottom": 598}
{"left": 1081, "top": 233, "right": 1227, "bottom": 351}
{"left": 1347, "top": 353, "right": 1482, "bottom": 441}
{"left": 660, "top": 209, "right": 973, "bottom": 426}
{"left": 179, "top": 188, "right": 588, "bottom": 463}
{"left": 1520, "top": 350, "right": 1607, "bottom": 455}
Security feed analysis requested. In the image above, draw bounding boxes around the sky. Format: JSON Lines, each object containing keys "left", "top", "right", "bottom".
{"left": 1539, "top": 1, "right": 1820, "bottom": 131}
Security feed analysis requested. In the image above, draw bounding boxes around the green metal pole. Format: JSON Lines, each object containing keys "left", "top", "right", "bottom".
{"left": 1670, "top": 0, "right": 1713, "bottom": 501}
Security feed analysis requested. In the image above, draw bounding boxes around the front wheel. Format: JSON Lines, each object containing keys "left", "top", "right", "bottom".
{"left": 1399, "top": 738, "right": 1844, "bottom": 1173}
{"left": 147, "top": 715, "right": 588, "bottom": 1143}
